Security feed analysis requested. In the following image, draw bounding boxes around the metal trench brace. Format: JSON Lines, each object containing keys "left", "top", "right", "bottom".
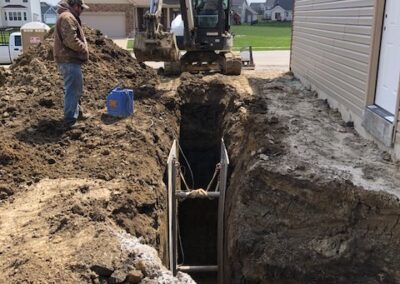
{"left": 167, "top": 139, "right": 229, "bottom": 284}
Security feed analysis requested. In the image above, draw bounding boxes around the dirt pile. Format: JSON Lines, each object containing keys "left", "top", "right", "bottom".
{"left": 0, "top": 26, "right": 159, "bottom": 190}
{"left": 0, "top": 27, "right": 192, "bottom": 283}
{"left": 224, "top": 73, "right": 400, "bottom": 283}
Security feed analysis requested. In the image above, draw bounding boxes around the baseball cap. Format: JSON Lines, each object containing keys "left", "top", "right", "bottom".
{"left": 67, "top": 0, "right": 89, "bottom": 9}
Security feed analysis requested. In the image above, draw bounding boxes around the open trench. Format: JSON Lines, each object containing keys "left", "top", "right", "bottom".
{"left": 161, "top": 75, "right": 400, "bottom": 284}
{"left": 169, "top": 77, "right": 239, "bottom": 283}
{"left": 178, "top": 102, "right": 221, "bottom": 283}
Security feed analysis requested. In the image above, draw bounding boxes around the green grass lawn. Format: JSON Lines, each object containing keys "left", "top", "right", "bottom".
{"left": 127, "top": 22, "right": 291, "bottom": 51}
{"left": 232, "top": 22, "right": 292, "bottom": 51}
{"left": 127, "top": 39, "right": 134, "bottom": 49}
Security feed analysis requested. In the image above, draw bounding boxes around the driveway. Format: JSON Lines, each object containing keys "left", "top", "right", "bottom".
{"left": 252, "top": 50, "right": 290, "bottom": 71}
{"left": 112, "top": 38, "right": 129, "bottom": 50}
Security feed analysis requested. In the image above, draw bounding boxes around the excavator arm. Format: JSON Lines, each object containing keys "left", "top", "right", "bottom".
{"left": 134, "top": 0, "right": 180, "bottom": 62}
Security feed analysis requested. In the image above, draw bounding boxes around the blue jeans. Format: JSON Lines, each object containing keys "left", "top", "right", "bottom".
{"left": 58, "top": 63, "right": 83, "bottom": 124}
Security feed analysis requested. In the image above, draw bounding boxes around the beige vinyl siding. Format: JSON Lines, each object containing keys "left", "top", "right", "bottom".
{"left": 291, "top": 0, "right": 375, "bottom": 119}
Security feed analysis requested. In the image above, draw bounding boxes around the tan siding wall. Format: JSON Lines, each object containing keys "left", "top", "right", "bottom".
{"left": 291, "top": 0, "right": 375, "bottom": 120}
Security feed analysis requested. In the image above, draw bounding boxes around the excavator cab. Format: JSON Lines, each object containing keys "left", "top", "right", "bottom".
{"left": 189, "top": 0, "right": 232, "bottom": 51}
{"left": 177, "top": 0, "right": 241, "bottom": 74}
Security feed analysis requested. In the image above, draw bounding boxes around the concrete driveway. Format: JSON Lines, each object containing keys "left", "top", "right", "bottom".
{"left": 253, "top": 50, "right": 290, "bottom": 71}
{"left": 112, "top": 38, "right": 129, "bottom": 50}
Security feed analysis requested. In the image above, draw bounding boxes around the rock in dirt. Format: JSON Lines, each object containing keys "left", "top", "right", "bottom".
{"left": 110, "top": 269, "right": 127, "bottom": 283}
{"left": 126, "top": 270, "right": 143, "bottom": 283}
{"left": 0, "top": 185, "right": 13, "bottom": 200}
{"left": 91, "top": 264, "right": 114, "bottom": 277}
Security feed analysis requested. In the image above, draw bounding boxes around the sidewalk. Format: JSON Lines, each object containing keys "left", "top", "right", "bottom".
{"left": 112, "top": 38, "right": 128, "bottom": 50}
{"left": 252, "top": 50, "right": 290, "bottom": 71}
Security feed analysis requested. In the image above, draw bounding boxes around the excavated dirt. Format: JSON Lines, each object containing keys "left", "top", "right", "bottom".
{"left": 0, "top": 27, "right": 194, "bottom": 283}
{"left": 223, "top": 72, "right": 400, "bottom": 284}
{"left": 1, "top": 26, "right": 400, "bottom": 284}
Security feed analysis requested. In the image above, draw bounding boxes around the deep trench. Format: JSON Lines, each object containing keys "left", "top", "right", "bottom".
{"left": 177, "top": 101, "right": 227, "bottom": 283}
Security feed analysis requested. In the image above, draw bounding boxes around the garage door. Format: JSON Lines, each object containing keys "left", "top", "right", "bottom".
{"left": 81, "top": 12, "right": 126, "bottom": 38}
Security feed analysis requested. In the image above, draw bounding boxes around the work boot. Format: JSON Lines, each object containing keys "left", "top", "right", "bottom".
{"left": 62, "top": 119, "right": 76, "bottom": 131}
{"left": 78, "top": 106, "right": 92, "bottom": 121}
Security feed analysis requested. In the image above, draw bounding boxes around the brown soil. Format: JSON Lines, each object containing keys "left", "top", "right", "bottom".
{"left": 224, "top": 72, "right": 400, "bottom": 284}
{"left": 0, "top": 27, "right": 192, "bottom": 283}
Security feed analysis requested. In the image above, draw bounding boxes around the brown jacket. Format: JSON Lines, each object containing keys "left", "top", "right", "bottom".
{"left": 54, "top": 1, "right": 89, "bottom": 64}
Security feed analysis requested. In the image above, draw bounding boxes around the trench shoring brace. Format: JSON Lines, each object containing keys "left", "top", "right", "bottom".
{"left": 167, "top": 139, "right": 229, "bottom": 284}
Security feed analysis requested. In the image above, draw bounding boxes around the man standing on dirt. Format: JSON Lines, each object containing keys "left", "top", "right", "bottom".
{"left": 54, "top": 0, "right": 89, "bottom": 128}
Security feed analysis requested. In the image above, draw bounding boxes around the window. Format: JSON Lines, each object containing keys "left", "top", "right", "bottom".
{"left": 9, "top": 12, "right": 13, "bottom": 21}
{"left": 14, "top": 35, "right": 22, "bottom": 47}
{"left": 17, "top": 12, "right": 21, "bottom": 21}
{"left": 4, "top": 12, "right": 7, "bottom": 21}
{"left": 23, "top": 12, "right": 27, "bottom": 21}
{"left": 13, "top": 12, "right": 17, "bottom": 21}
{"left": 23, "top": 0, "right": 28, "bottom": 2}
{"left": 5, "top": 0, "right": 10, "bottom": 2}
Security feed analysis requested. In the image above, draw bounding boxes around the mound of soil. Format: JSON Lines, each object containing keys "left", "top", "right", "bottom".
{"left": 0, "top": 26, "right": 159, "bottom": 190}
{"left": 0, "top": 27, "right": 192, "bottom": 283}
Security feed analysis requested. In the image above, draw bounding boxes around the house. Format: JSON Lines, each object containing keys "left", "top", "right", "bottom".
{"left": 265, "top": 0, "right": 293, "bottom": 21}
{"left": 81, "top": 0, "right": 180, "bottom": 38}
{"left": 0, "top": 0, "right": 41, "bottom": 28}
{"left": 40, "top": 1, "right": 56, "bottom": 25}
{"left": 249, "top": 2, "right": 265, "bottom": 17}
{"left": 291, "top": 0, "right": 400, "bottom": 160}
{"left": 231, "top": 0, "right": 257, "bottom": 24}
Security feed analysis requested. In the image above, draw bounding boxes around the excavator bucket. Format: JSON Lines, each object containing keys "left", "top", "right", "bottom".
{"left": 134, "top": 31, "right": 180, "bottom": 62}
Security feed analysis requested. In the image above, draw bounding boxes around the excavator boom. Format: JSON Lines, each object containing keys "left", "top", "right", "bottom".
{"left": 134, "top": 0, "right": 180, "bottom": 62}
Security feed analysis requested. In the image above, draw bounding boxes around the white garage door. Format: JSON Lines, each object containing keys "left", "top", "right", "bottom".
{"left": 81, "top": 12, "right": 126, "bottom": 38}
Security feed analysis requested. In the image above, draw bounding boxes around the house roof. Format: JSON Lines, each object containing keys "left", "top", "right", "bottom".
{"left": 250, "top": 2, "right": 264, "bottom": 14}
{"left": 3, "top": 5, "right": 27, "bottom": 9}
{"left": 265, "top": 0, "right": 275, "bottom": 8}
{"left": 232, "top": 0, "right": 246, "bottom": 7}
{"left": 247, "top": 5, "right": 258, "bottom": 15}
{"left": 41, "top": 2, "right": 50, "bottom": 14}
{"left": 275, "top": 0, "right": 293, "bottom": 11}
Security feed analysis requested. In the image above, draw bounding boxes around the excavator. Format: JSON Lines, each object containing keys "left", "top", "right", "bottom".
{"left": 134, "top": 0, "right": 243, "bottom": 75}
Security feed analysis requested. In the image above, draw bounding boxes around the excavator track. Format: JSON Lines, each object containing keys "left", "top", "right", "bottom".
{"left": 164, "top": 61, "right": 181, "bottom": 76}
{"left": 176, "top": 51, "right": 242, "bottom": 75}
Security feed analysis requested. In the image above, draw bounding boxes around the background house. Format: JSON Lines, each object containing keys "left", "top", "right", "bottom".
{"left": 249, "top": 1, "right": 265, "bottom": 20}
{"left": 265, "top": 0, "right": 293, "bottom": 21}
{"left": 40, "top": 1, "right": 56, "bottom": 24}
{"left": 291, "top": 0, "right": 400, "bottom": 159}
{"left": 82, "top": 0, "right": 180, "bottom": 38}
{"left": 231, "top": 0, "right": 257, "bottom": 24}
{"left": 0, "top": 0, "right": 41, "bottom": 27}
